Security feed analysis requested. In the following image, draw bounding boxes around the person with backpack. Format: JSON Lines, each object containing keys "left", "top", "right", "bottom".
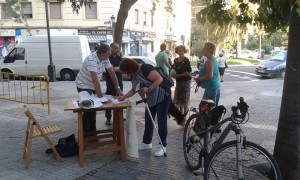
{"left": 118, "top": 59, "right": 171, "bottom": 157}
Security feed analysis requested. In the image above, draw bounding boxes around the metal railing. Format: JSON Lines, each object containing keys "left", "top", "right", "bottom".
{"left": 0, "top": 72, "right": 50, "bottom": 114}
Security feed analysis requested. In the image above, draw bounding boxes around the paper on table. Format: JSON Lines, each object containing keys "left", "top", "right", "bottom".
{"left": 77, "top": 91, "right": 104, "bottom": 109}
{"left": 110, "top": 98, "right": 128, "bottom": 104}
{"left": 72, "top": 100, "right": 103, "bottom": 108}
{"left": 78, "top": 91, "right": 94, "bottom": 109}
{"left": 72, "top": 100, "right": 79, "bottom": 108}
{"left": 94, "top": 97, "right": 109, "bottom": 103}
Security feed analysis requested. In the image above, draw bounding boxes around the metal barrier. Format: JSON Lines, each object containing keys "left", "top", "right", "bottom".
{"left": 0, "top": 72, "right": 50, "bottom": 114}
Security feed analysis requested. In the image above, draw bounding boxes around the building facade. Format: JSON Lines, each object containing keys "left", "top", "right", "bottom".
{"left": 0, "top": 0, "right": 191, "bottom": 59}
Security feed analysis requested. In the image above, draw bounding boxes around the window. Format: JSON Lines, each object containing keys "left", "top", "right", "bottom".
{"left": 85, "top": 2, "right": 97, "bottom": 19}
{"left": 143, "top": 12, "right": 147, "bottom": 26}
{"left": 151, "top": 13, "right": 154, "bottom": 27}
{"left": 4, "top": 48, "right": 25, "bottom": 63}
{"left": 50, "top": 2, "right": 62, "bottom": 19}
{"left": 21, "top": 3, "right": 32, "bottom": 19}
{"left": 1, "top": 3, "right": 12, "bottom": 19}
{"left": 135, "top": 9, "right": 139, "bottom": 24}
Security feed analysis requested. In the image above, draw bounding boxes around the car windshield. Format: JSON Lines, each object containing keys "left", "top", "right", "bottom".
{"left": 270, "top": 52, "right": 286, "bottom": 61}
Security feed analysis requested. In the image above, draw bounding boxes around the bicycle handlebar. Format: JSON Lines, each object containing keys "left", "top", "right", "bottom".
{"left": 136, "top": 98, "right": 147, "bottom": 105}
{"left": 231, "top": 97, "right": 249, "bottom": 124}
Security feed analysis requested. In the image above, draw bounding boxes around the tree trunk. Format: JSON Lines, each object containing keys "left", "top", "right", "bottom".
{"left": 273, "top": 3, "right": 300, "bottom": 180}
{"left": 114, "top": 0, "right": 137, "bottom": 47}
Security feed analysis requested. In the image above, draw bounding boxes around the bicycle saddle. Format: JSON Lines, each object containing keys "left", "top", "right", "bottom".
{"left": 200, "top": 99, "right": 215, "bottom": 107}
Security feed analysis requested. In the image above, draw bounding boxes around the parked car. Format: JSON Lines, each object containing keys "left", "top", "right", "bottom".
{"left": 239, "top": 50, "right": 257, "bottom": 59}
{"left": 225, "top": 52, "right": 236, "bottom": 59}
{"left": 122, "top": 56, "right": 156, "bottom": 80}
{"left": 123, "top": 56, "right": 156, "bottom": 67}
{"left": 255, "top": 51, "right": 287, "bottom": 78}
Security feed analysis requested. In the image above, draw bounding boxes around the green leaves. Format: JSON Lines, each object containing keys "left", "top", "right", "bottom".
{"left": 196, "top": 0, "right": 292, "bottom": 34}
{"left": 197, "top": 1, "right": 232, "bottom": 26}
{"left": 57, "top": 0, "right": 93, "bottom": 14}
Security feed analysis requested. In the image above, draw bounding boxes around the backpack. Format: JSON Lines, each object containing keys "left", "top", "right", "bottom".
{"left": 155, "top": 67, "right": 174, "bottom": 90}
{"left": 46, "top": 134, "right": 78, "bottom": 157}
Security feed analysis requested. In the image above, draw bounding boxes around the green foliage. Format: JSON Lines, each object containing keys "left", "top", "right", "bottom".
{"left": 57, "top": 0, "right": 93, "bottom": 14}
{"left": 197, "top": 1, "right": 233, "bottom": 26}
{"left": 2, "top": 0, "right": 28, "bottom": 23}
{"left": 197, "top": 0, "right": 293, "bottom": 34}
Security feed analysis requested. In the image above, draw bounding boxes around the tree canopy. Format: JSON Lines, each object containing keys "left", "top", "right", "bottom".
{"left": 196, "top": 1, "right": 300, "bottom": 179}
{"left": 197, "top": 0, "right": 291, "bottom": 33}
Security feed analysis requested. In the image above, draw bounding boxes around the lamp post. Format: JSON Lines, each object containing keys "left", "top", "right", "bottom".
{"left": 44, "top": 0, "right": 55, "bottom": 82}
{"left": 110, "top": 15, "right": 116, "bottom": 43}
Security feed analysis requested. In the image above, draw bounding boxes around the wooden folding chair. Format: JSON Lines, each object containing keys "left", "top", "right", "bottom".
{"left": 23, "top": 105, "right": 63, "bottom": 168}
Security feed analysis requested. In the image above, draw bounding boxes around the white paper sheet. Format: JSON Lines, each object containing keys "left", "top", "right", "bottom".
{"left": 95, "top": 97, "right": 109, "bottom": 103}
{"left": 78, "top": 91, "right": 103, "bottom": 109}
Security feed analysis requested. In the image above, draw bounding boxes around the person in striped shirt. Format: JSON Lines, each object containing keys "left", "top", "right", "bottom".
{"left": 75, "top": 43, "right": 122, "bottom": 135}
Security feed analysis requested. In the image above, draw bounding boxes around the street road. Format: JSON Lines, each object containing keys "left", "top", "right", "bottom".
{"left": 224, "top": 65, "right": 260, "bottom": 82}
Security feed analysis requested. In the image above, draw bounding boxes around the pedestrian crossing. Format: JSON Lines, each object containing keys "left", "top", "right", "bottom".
{"left": 225, "top": 70, "right": 260, "bottom": 81}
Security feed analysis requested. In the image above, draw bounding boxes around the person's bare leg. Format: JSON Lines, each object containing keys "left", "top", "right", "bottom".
{"left": 184, "top": 105, "right": 189, "bottom": 114}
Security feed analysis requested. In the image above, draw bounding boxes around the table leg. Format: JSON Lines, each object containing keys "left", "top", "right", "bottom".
{"left": 117, "top": 109, "right": 126, "bottom": 161}
{"left": 78, "top": 112, "right": 84, "bottom": 167}
{"left": 113, "top": 110, "right": 118, "bottom": 140}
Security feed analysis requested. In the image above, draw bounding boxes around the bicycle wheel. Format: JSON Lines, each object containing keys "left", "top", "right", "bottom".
{"left": 204, "top": 140, "right": 281, "bottom": 180}
{"left": 183, "top": 114, "right": 207, "bottom": 171}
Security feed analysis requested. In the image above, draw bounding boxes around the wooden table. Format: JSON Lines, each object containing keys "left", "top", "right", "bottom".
{"left": 64, "top": 100, "right": 131, "bottom": 167}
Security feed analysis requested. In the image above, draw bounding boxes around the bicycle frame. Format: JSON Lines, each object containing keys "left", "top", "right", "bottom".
{"left": 199, "top": 116, "right": 247, "bottom": 179}
{"left": 185, "top": 98, "right": 281, "bottom": 179}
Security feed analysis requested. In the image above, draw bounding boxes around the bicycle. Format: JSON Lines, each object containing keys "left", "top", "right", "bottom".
{"left": 183, "top": 97, "right": 281, "bottom": 180}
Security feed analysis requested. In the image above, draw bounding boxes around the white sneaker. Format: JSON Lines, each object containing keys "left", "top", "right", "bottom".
{"left": 154, "top": 146, "right": 166, "bottom": 157}
{"left": 138, "top": 141, "right": 152, "bottom": 150}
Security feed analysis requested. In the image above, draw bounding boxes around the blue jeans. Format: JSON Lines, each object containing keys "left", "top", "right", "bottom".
{"left": 143, "top": 92, "right": 171, "bottom": 147}
{"left": 202, "top": 88, "right": 220, "bottom": 107}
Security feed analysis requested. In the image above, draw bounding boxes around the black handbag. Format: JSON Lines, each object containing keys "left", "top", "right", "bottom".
{"left": 46, "top": 134, "right": 78, "bottom": 157}
{"left": 225, "top": 61, "right": 229, "bottom": 68}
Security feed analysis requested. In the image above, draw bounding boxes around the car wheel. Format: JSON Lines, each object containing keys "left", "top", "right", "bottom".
{"left": 1, "top": 69, "right": 13, "bottom": 80}
{"left": 280, "top": 69, "right": 285, "bottom": 78}
{"left": 61, "top": 69, "right": 75, "bottom": 81}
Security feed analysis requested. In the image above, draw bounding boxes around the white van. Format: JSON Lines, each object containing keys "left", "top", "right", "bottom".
{"left": 0, "top": 35, "right": 90, "bottom": 81}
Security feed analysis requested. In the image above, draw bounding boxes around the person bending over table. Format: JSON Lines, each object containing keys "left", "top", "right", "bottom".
{"left": 118, "top": 59, "right": 171, "bottom": 157}
{"left": 75, "top": 43, "right": 122, "bottom": 136}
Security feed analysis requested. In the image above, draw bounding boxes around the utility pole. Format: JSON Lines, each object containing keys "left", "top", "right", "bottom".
{"left": 110, "top": 15, "right": 115, "bottom": 43}
{"left": 44, "top": 0, "right": 56, "bottom": 82}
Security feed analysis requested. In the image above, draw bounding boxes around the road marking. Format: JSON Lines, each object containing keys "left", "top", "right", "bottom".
{"left": 226, "top": 70, "right": 260, "bottom": 77}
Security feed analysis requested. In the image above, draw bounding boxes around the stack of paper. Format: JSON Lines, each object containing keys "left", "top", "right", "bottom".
{"left": 78, "top": 91, "right": 104, "bottom": 109}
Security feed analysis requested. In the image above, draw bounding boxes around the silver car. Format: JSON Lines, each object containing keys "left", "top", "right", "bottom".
{"left": 255, "top": 51, "right": 287, "bottom": 78}
{"left": 122, "top": 56, "right": 156, "bottom": 80}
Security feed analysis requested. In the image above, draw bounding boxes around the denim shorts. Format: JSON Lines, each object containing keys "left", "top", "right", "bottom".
{"left": 202, "top": 88, "right": 220, "bottom": 107}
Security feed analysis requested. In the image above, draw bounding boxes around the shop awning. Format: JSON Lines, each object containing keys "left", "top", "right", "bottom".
{"left": 87, "top": 35, "right": 107, "bottom": 43}
{"left": 122, "top": 36, "right": 133, "bottom": 43}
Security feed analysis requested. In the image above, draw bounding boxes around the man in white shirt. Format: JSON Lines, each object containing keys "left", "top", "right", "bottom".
{"left": 75, "top": 43, "right": 122, "bottom": 135}
{"left": 1, "top": 45, "right": 8, "bottom": 57}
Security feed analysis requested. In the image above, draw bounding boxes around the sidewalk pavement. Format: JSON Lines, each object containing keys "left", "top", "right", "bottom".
{"left": 0, "top": 77, "right": 283, "bottom": 180}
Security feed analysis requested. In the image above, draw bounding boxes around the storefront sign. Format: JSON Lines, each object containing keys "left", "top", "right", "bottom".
{"left": 78, "top": 30, "right": 107, "bottom": 35}
{"left": 0, "top": 29, "right": 15, "bottom": 36}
